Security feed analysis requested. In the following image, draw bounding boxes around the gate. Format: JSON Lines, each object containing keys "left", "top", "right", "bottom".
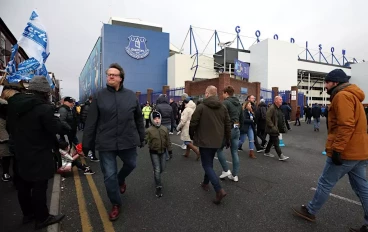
{"left": 298, "top": 92, "right": 305, "bottom": 117}
{"left": 260, "top": 88, "right": 273, "bottom": 105}
{"left": 151, "top": 91, "right": 163, "bottom": 104}
{"left": 166, "top": 87, "right": 185, "bottom": 102}
{"left": 279, "top": 90, "right": 290, "bottom": 103}
{"left": 139, "top": 94, "right": 148, "bottom": 105}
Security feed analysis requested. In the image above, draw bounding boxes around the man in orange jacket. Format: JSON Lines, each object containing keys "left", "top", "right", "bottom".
{"left": 292, "top": 69, "right": 368, "bottom": 232}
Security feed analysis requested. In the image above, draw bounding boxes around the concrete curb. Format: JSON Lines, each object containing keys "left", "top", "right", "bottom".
{"left": 48, "top": 174, "right": 61, "bottom": 232}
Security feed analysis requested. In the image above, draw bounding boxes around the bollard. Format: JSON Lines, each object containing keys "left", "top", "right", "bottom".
{"left": 322, "top": 150, "right": 326, "bottom": 155}
{"left": 279, "top": 133, "right": 285, "bottom": 147}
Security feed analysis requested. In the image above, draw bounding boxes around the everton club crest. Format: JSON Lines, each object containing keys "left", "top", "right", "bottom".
{"left": 125, "top": 35, "right": 150, "bottom": 59}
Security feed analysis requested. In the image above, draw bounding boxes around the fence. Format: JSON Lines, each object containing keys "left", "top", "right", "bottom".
{"left": 260, "top": 88, "right": 273, "bottom": 105}
{"left": 166, "top": 87, "right": 185, "bottom": 102}
{"left": 139, "top": 94, "right": 148, "bottom": 105}
{"left": 298, "top": 92, "right": 305, "bottom": 117}
{"left": 278, "top": 90, "right": 290, "bottom": 103}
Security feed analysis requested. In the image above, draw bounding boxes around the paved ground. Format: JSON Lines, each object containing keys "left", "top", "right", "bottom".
{"left": 5, "top": 117, "right": 360, "bottom": 232}
{"left": 0, "top": 174, "right": 53, "bottom": 232}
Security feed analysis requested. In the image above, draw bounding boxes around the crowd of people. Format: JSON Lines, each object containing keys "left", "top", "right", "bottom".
{"left": 0, "top": 65, "right": 367, "bottom": 231}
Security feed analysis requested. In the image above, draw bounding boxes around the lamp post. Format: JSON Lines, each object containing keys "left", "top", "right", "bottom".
{"left": 218, "top": 41, "right": 233, "bottom": 73}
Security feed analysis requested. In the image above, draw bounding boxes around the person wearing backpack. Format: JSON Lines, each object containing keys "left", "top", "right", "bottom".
{"left": 255, "top": 99, "right": 268, "bottom": 147}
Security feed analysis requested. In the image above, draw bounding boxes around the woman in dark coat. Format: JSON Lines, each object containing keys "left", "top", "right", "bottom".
{"left": 238, "top": 101, "right": 257, "bottom": 159}
{"left": 7, "top": 76, "right": 65, "bottom": 229}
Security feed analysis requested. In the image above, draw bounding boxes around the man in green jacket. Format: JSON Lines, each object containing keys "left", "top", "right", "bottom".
{"left": 264, "top": 96, "right": 289, "bottom": 161}
{"left": 189, "top": 85, "right": 231, "bottom": 205}
{"left": 217, "top": 85, "right": 243, "bottom": 182}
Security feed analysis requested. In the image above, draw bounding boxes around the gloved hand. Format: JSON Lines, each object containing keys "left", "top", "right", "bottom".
{"left": 82, "top": 147, "right": 90, "bottom": 157}
{"left": 139, "top": 141, "right": 145, "bottom": 148}
{"left": 225, "top": 140, "right": 231, "bottom": 149}
{"left": 331, "top": 150, "right": 342, "bottom": 165}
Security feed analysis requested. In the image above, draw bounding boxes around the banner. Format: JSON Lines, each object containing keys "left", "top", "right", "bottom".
{"left": 5, "top": 10, "right": 53, "bottom": 88}
{"left": 234, "top": 59, "right": 249, "bottom": 79}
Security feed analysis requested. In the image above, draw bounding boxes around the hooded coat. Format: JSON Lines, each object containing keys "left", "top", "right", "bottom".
{"left": 0, "top": 98, "right": 11, "bottom": 158}
{"left": 177, "top": 100, "right": 196, "bottom": 142}
{"left": 7, "top": 93, "right": 62, "bottom": 181}
{"left": 326, "top": 83, "right": 368, "bottom": 160}
{"left": 155, "top": 95, "right": 173, "bottom": 126}
{"left": 189, "top": 96, "right": 231, "bottom": 148}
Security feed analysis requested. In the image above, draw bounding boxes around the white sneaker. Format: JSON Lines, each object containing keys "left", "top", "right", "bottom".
{"left": 279, "top": 154, "right": 289, "bottom": 161}
{"left": 264, "top": 153, "right": 275, "bottom": 158}
{"left": 219, "top": 170, "right": 232, "bottom": 179}
{"left": 177, "top": 131, "right": 181, "bottom": 135}
{"left": 228, "top": 175, "right": 239, "bottom": 182}
{"left": 169, "top": 132, "right": 174, "bottom": 135}
{"left": 181, "top": 144, "right": 187, "bottom": 150}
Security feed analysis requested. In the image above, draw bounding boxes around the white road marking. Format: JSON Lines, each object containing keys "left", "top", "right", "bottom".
{"left": 171, "top": 142, "right": 233, "bottom": 164}
{"left": 310, "top": 187, "right": 362, "bottom": 206}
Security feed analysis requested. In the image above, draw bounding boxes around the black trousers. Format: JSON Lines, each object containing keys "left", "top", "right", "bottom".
{"left": 264, "top": 135, "right": 282, "bottom": 157}
{"left": 17, "top": 177, "right": 49, "bottom": 222}
{"left": 145, "top": 119, "right": 150, "bottom": 128}
{"left": 256, "top": 128, "right": 267, "bottom": 146}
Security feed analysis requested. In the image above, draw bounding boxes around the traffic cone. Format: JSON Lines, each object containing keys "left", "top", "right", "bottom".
{"left": 279, "top": 134, "right": 285, "bottom": 147}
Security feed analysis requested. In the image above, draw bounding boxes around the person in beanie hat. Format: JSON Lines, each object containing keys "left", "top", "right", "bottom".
{"left": 292, "top": 69, "right": 368, "bottom": 232}
{"left": 7, "top": 76, "right": 65, "bottom": 229}
{"left": 145, "top": 111, "right": 173, "bottom": 197}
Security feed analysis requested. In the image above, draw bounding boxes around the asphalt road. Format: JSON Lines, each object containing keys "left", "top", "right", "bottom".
{"left": 59, "top": 118, "right": 364, "bottom": 232}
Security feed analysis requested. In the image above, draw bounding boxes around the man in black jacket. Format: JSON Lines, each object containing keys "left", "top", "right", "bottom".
{"left": 155, "top": 94, "right": 173, "bottom": 160}
{"left": 58, "top": 97, "right": 78, "bottom": 147}
{"left": 82, "top": 63, "right": 145, "bottom": 221}
{"left": 312, "top": 103, "right": 322, "bottom": 132}
{"left": 7, "top": 76, "right": 65, "bottom": 229}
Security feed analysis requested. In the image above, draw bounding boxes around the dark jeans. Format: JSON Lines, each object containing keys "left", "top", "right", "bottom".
{"left": 252, "top": 127, "right": 262, "bottom": 150}
{"left": 72, "top": 160, "right": 86, "bottom": 171}
{"left": 145, "top": 119, "right": 150, "bottom": 128}
{"left": 150, "top": 153, "right": 166, "bottom": 187}
{"left": 284, "top": 116, "right": 291, "bottom": 130}
{"left": 294, "top": 117, "right": 301, "bottom": 125}
{"left": 17, "top": 177, "right": 49, "bottom": 222}
{"left": 1, "top": 156, "right": 12, "bottom": 174}
{"left": 99, "top": 148, "right": 137, "bottom": 206}
{"left": 199, "top": 147, "right": 222, "bottom": 192}
{"left": 264, "top": 135, "right": 282, "bottom": 157}
{"left": 256, "top": 127, "right": 267, "bottom": 146}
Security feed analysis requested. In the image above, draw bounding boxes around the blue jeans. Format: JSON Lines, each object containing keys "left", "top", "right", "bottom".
{"left": 163, "top": 124, "right": 171, "bottom": 160}
{"left": 150, "top": 153, "right": 166, "bottom": 187}
{"left": 217, "top": 127, "right": 240, "bottom": 176}
{"left": 99, "top": 148, "right": 137, "bottom": 206}
{"left": 314, "top": 117, "right": 320, "bottom": 129}
{"left": 307, "top": 157, "right": 368, "bottom": 224}
{"left": 200, "top": 147, "right": 222, "bottom": 192}
{"left": 238, "top": 127, "right": 255, "bottom": 150}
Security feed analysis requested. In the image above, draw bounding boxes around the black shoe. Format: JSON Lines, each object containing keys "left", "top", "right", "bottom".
{"left": 90, "top": 157, "right": 100, "bottom": 162}
{"left": 35, "top": 214, "right": 65, "bottom": 230}
{"left": 238, "top": 147, "right": 243, "bottom": 151}
{"left": 22, "top": 215, "right": 35, "bottom": 224}
{"left": 350, "top": 225, "right": 368, "bottom": 232}
{"left": 155, "top": 187, "right": 163, "bottom": 198}
{"left": 84, "top": 167, "right": 95, "bottom": 175}
{"left": 292, "top": 205, "right": 316, "bottom": 222}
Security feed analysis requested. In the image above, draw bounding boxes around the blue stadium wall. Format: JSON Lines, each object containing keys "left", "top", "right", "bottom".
{"left": 101, "top": 24, "right": 169, "bottom": 93}
{"left": 79, "top": 37, "right": 102, "bottom": 103}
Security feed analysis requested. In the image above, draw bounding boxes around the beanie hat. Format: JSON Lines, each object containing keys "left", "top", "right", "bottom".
{"left": 325, "top": 69, "right": 350, "bottom": 83}
{"left": 64, "top": 97, "right": 74, "bottom": 103}
{"left": 28, "top": 76, "right": 51, "bottom": 93}
{"left": 152, "top": 111, "right": 161, "bottom": 119}
{"left": 181, "top": 93, "right": 189, "bottom": 100}
{"left": 260, "top": 99, "right": 265, "bottom": 103}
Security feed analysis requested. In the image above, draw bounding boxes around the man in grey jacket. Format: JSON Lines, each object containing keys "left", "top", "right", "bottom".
{"left": 82, "top": 63, "right": 145, "bottom": 221}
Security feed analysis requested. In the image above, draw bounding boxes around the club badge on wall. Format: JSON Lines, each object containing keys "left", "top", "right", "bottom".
{"left": 125, "top": 35, "right": 150, "bottom": 59}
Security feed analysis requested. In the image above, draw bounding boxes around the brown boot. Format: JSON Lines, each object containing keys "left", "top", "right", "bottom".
{"left": 201, "top": 183, "right": 210, "bottom": 191}
{"left": 249, "top": 150, "right": 257, "bottom": 159}
{"left": 213, "top": 189, "right": 227, "bottom": 205}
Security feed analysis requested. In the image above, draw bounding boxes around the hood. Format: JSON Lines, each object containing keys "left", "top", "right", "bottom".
{"left": 150, "top": 111, "right": 162, "bottom": 127}
{"left": 156, "top": 94, "right": 169, "bottom": 105}
{"left": 203, "top": 96, "right": 222, "bottom": 109}
{"left": 185, "top": 100, "right": 196, "bottom": 110}
{"left": 8, "top": 93, "right": 46, "bottom": 116}
{"left": 331, "top": 83, "right": 365, "bottom": 102}
{"left": 258, "top": 102, "right": 267, "bottom": 107}
{"left": 225, "top": 96, "right": 241, "bottom": 107}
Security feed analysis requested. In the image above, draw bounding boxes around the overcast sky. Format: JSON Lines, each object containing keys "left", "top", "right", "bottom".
{"left": 1, "top": 0, "right": 367, "bottom": 99}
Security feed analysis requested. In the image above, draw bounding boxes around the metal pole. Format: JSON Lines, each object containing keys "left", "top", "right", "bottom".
{"left": 308, "top": 72, "right": 311, "bottom": 106}
{"left": 224, "top": 46, "right": 226, "bottom": 73}
{"left": 229, "top": 63, "right": 232, "bottom": 77}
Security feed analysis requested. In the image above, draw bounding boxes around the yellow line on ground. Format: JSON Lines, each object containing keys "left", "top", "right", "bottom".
{"left": 81, "top": 158, "right": 116, "bottom": 232}
{"left": 73, "top": 166, "right": 93, "bottom": 232}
